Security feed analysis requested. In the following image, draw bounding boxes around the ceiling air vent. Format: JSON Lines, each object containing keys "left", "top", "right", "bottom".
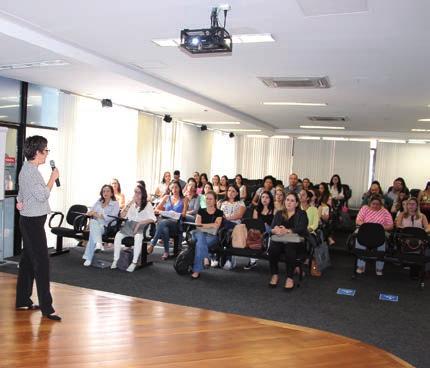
{"left": 308, "top": 116, "right": 348, "bottom": 122}
{"left": 259, "top": 76, "right": 330, "bottom": 88}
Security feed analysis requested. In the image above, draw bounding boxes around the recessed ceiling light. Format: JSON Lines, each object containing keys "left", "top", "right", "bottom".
{"left": 0, "top": 115, "right": 7, "bottom": 119}
{"left": 0, "top": 104, "right": 20, "bottom": 109}
{"left": 298, "top": 136, "right": 321, "bottom": 140}
{"left": 349, "top": 138, "right": 374, "bottom": 142}
{"left": 300, "top": 125, "right": 345, "bottom": 130}
{"left": 417, "top": 118, "right": 430, "bottom": 122}
{"left": 152, "top": 33, "right": 274, "bottom": 47}
{"left": 246, "top": 135, "right": 269, "bottom": 138}
{"left": 263, "top": 102, "right": 327, "bottom": 106}
{"left": 272, "top": 135, "right": 291, "bottom": 139}
{"left": 232, "top": 33, "right": 275, "bottom": 43}
{"left": 408, "top": 139, "right": 428, "bottom": 144}
{"left": 0, "top": 59, "right": 69, "bottom": 71}
{"left": 223, "top": 129, "right": 262, "bottom": 132}
{"left": 322, "top": 137, "right": 348, "bottom": 141}
{"left": 379, "top": 139, "right": 406, "bottom": 144}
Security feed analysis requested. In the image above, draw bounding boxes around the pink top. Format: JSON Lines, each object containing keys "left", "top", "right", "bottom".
{"left": 357, "top": 206, "right": 393, "bottom": 227}
{"left": 400, "top": 215, "right": 424, "bottom": 229}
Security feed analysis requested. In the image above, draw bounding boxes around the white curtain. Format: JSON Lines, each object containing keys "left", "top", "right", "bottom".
{"left": 292, "top": 139, "right": 335, "bottom": 182}
{"left": 332, "top": 141, "right": 370, "bottom": 207}
{"left": 210, "top": 130, "right": 237, "bottom": 179}
{"left": 235, "top": 137, "right": 293, "bottom": 182}
{"left": 374, "top": 142, "right": 430, "bottom": 192}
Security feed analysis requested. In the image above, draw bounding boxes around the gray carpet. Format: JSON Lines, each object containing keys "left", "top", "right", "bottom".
{"left": 2, "top": 244, "right": 429, "bottom": 368}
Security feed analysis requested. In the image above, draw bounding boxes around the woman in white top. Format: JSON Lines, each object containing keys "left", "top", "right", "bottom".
{"left": 329, "top": 174, "right": 344, "bottom": 202}
{"left": 154, "top": 171, "right": 171, "bottom": 199}
{"left": 235, "top": 174, "right": 248, "bottom": 201}
{"left": 111, "top": 184, "right": 156, "bottom": 272}
{"left": 396, "top": 197, "right": 430, "bottom": 232}
{"left": 83, "top": 185, "right": 120, "bottom": 266}
{"left": 219, "top": 185, "right": 246, "bottom": 229}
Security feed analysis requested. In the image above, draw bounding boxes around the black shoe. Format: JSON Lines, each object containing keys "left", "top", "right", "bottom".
{"left": 44, "top": 314, "right": 62, "bottom": 321}
{"left": 244, "top": 260, "right": 257, "bottom": 270}
{"left": 16, "top": 304, "right": 40, "bottom": 310}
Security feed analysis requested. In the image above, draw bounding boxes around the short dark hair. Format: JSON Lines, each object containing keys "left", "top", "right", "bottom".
{"left": 225, "top": 184, "right": 240, "bottom": 202}
{"left": 263, "top": 175, "right": 275, "bottom": 187}
{"left": 24, "top": 135, "right": 48, "bottom": 160}
{"left": 369, "top": 194, "right": 383, "bottom": 205}
{"left": 174, "top": 170, "right": 180, "bottom": 176}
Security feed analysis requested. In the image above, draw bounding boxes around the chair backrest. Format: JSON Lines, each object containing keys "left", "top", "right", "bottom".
{"left": 410, "top": 189, "right": 420, "bottom": 198}
{"left": 357, "top": 223, "right": 386, "bottom": 249}
{"left": 242, "top": 217, "right": 266, "bottom": 233}
{"left": 66, "top": 204, "right": 88, "bottom": 226}
{"left": 398, "top": 227, "right": 428, "bottom": 241}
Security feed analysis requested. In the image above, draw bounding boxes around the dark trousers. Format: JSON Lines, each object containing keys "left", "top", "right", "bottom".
{"left": 16, "top": 215, "right": 55, "bottom": 315}
{"left": 268, "top": 241, "right": 305, "bottom": 278}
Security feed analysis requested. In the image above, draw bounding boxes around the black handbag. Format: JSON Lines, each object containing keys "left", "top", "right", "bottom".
{"left": 174, "top": 241, "right": 195, "bottom": 275}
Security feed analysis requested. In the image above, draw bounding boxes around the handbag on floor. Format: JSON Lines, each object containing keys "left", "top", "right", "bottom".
{"left": 117, "top": 248, "right": 134, "bottom": 271}
{"left": 246, "top": 229, "right": 263, "bottom": 250}
{"left": 231, "top": 224, "right": 247, "bottom": 248}
{"left": 174, "top": 241, "right": 195, "bottom": 275}
{"left": 313, "top": 241, "right": 331, "bottom": 272}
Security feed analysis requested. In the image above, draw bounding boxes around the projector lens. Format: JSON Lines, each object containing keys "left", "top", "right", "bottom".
{"left": 191, "top": 37, "right": 200, "bottom": 46}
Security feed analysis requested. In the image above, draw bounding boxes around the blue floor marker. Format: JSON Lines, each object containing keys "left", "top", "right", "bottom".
{"left": 337, "top": 288, "right": 356, "bottom": 296}
{"left": 379, "top": 294, "right": 399, "bottom": 302}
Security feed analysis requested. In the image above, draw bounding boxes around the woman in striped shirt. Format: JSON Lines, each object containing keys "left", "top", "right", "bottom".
{"left": 355, "top": 194, "right": 393, "bottom": 276}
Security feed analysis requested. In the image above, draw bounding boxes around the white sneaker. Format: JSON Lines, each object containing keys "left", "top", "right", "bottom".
{"left": 223, "top": 260, "right": 232, "bottom": 270}
{"left": 95, "top": 243, "right": 104, "bottom": 252}
{"left": 210, "top": 259, "right": 219, "bottom": 268}
{"left": 110, "top": 260, "right": 117, "bottom": 269}
{"left": 126, "top": 263, "right": 137, "bottom": 272}
{"left": 83, "top": 260, "right": 91, "bottom": 267}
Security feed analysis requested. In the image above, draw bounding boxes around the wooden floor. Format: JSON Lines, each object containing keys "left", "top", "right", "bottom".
{"left": 0, "top": 272, "right": 411, "bottom": 368}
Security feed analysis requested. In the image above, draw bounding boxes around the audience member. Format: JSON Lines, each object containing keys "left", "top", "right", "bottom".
{"left": 190, "top": 191, "right": 224, "bottom": 279}
{"left": 154, "top": 171, "right": 171, "bottom": 199}
{"left": 219, "top": 175, "right": 229, "bottom": 199}
{"left": 148, "top": 181, "right": 189, "bottom": 260}
{"left": 83, "top": 185, "right": 120, "bottom": 266}
{"left": 317, "top": 182, "right": 334, "bottom": 245}
{"left": 252, "top": 175, "right": 276, "bottom": 206}
{"left": 355, "top": 194, "right": 393, "bottom": 276}
{"left": 390, "top": 190, "right": 409, "bottom": 219}
{"left": 302, "top": 178, "right": 312, "bottom": 191}
{"left": 219, "top": 185, "right": 246, "bottom": 229}
{"left": 418, "top": 181, "right": 430, "bottom": 221}
{"left": 199, "top": 182, "right": 213, "bottom": 209}
{"left": 111, "top": 184, "right": 156, "bottom": 272}
{"left": 193, "top": 172, "right": 200, "bottom": 189}
{"left": 184, "top": 181, "right": 200, "bottom": 222}
{"left": 173, "top": 170, "right": 186, "bottom": 190}
{"left": 235, "top": 174, "right": 248, "bottom": 201}
{"left": 268, "top": 192, "right": 309, "bottom": 290}
{"left": 396, "top": 197, "right": 430, "bottom": 232}
{"left": 274, "top": 185, "right": 286, "bottom": 214}
{"left": 362, "top": 181, "right": 384, "bottom": 207}
{"left": 299, "top": 190, "right": 320, "bottom": 233}
{"left": 111, "top": 178, "right": 126, "bottom": 210}
{"left": 197, "top": 173, "right": 209, "bottom": 195}
{"left": 329, "top": 174, "right": 345, "bottom": 204}
{"left": 385, "top": 177, "right": 409, "bottom": 210}
{"left": 212, "top": 175, "right": 221, "bottom": 194}
{"left": 284, "top": 173, "right": 302, "bottom": 194}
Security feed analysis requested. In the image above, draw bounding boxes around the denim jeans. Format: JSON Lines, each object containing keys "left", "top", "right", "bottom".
{"left": 83, "top": 219, "right": 104, "bottom": 262}
{"left": 151, "top": 219, "right": 180, "bottom": 252}
{"left": 192, "top": 231, "right": 219, "bottom": 273}
{"left": 355, "top": 239, "right": 385, "bottom": 271}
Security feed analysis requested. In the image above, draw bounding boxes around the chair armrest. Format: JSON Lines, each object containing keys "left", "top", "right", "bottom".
{"left": 49, "top": 212, "right": 64, "bottom": 228}
{"left": 73, "top": 215, "right": 88, "bottom": 233}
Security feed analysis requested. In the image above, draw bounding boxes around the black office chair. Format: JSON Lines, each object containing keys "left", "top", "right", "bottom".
{"left": 351, "top": 223, "right": 386, "bottom": 277}
{"left": 49, "top": 204, "right": 88, "bottom": 256}
{"left": 394, "top": 227, "right": 430, "bottom": 289}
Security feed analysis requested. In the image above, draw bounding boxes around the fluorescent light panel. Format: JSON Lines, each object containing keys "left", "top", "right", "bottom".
{"left": 202, "top": 121, "right": 240, "bottom": 125}
{"left": 378, "top": 139, "right": 406, "bottom": 144}
{"left": 272, "top": 135, "right": 291, "bottom": 139}
{"left": 263, "top": 102, "right": 327, "bottom": 106}
{"left": 418, "top": 118, "right": 430, "bottom": 122}
{"left": 412, "top": 128, "right": 430, "bottom": 132}
{"left": 322, "top": 137, "right": 348, "bottom": 141}
{"left": 300, "top": 125, "right": 345, "bottom": 130}
{"left": 298, "top": 136, "right": 321, "bottom": 140}
{"left": 408, "top": 139, "right": 428, "bottom": 144}
{"left": 0, "top": 59, "right": 69, "bottom": 71}
{"left": 0, "top": 115, "right": 7, "bottom": 119}
{"left": 247, "top": 135, "right": 269, "bottom": 138}
{"left": 224, "top": 129, "right": 261, "bottom": 132}
{"left": 152, "top": 33, "right": 274, "bottom": 47}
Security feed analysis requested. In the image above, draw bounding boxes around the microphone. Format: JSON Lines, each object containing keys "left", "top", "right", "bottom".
{"left": 49, "top": 160, "right": 61, "bottom": 187}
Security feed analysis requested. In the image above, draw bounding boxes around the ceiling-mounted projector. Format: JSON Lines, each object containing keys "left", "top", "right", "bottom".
{"left": 180, "top": 5, "right": 232, "bottom": 56}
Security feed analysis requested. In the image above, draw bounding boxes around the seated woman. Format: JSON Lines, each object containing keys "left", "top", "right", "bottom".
{"left": 355, "top": 194, "right": 394, "bottom": 276}
{"left": 302, "top": 178, "right": 312, "bottom": 191}
{"left": 218, "top": 175, "right": 229, "bottom": 200}
{"left": 274, "top": 185, "right": 286, "bottom": 214}
{"left": 252, "top": 175, "right": 276, "bottom": 206}
{"left": 199, "top": 182, "right": 213, "bottom": 210}
{"left": 111, "top": 184, "right": 156, "bottom": 272}
{"left": 212, "top": 175, "right": 221, "bottom": 194}
{"left": 317, "top": 182, "right": 334, "bottom": 245}
{"left": 396, "top": 197, "right": 430, "bottom": 232}
{"left": 268, "top": 192, "right": 309, "bottom": 290}
{"left": 197, "top": 173, "right": 209, "bottom": 195}
{"left": 148, "top": 181, "right": 189, "bottom": 260}
{"left": 235, "top": 174, "right": 248, "bottom": 201}
{"left": 83, "top": 184, "right": 120, "bottom": 266}
{"left": 361, "top": 181, "right": 384, "bottom": 207}
{"left": 184, "top": 180, "right": 200, "bottom": 222}
{"left": 111, "top": 178, "right": 126, "bottom": 210}
{"left": 299, "top": 190, "right": 320, "bottom": 233}
{"left": 390, "top": 190, "right": 409, "bottom": 220}
{"left": 191, "top": 191, "right": 224, "bottom": 279}
{"left": 418, "top": 181, "right": 430, "bottom": 222}
{"left": 193, "top": 171, "right": 200, "bottom": 189}
{"left": 154, "top": 171, "right": 171, "bottom": 201}
{"left": 244, "top": 191, "right": 275, "bottom": 271}
{"left": 219, "top": 185, "right": 246, "bottom": 230}
{"left": 329, "top": 174, "right": 345, "bottom": 206}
